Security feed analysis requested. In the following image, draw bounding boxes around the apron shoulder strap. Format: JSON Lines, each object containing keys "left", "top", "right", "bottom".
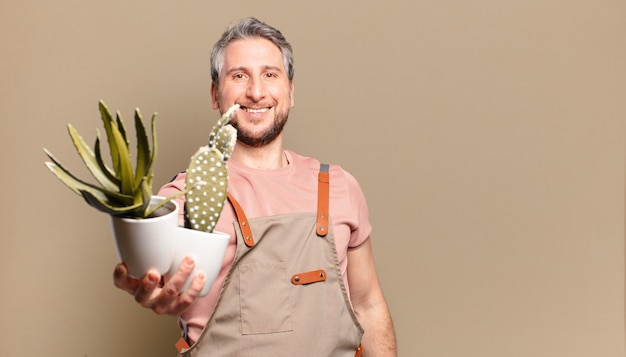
{"left": 316, "top": 163, "right": 330, "bottom": 237}
{"left": 227, "top": 193, "right": 255, "bottom": 247}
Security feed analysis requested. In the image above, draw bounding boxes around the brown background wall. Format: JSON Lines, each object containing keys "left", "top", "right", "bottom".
{"left": 1, "top": 0, "right": 624, "bottom": 356}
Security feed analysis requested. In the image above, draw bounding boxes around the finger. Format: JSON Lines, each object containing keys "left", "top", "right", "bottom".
{"left": 113, "top": 263, "right": 140, "bottom": 294}
{"left": 133, "top": 270, "right": 161, "bottom": 306}
{"left": 164, "top": 272, "right": 206, "bottom": 316}
{"left": 162, "top": 256, "right": 196, "bottom": 293}
{"left": 172, "top": 256, "right": 196, "bottom": 281}
{"left": 151, "top": 257, "right": 196, "bottom": 314}
{"left": 179, "top": 272, "right": 206, "bottom": 305}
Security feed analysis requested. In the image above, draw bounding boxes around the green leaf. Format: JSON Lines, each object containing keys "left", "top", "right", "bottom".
{"left": 94, "top": 132, "right": 121, "bottom": 186}
{"left": 106, "top": 112, "right": 134, "bottom": 195}
{"left": 133, "top": 108, "right": 151, "bottom": 188}
{"left": 99, "top": 100, "right": 121, "bottom": 175}
{"left": 147, "top": 112, "right": 157, "bottom": 188}
{"left": 116, "top": 111, "right": 130, "bottom": 148}
{"left": 81, "top": 190, "right": 143, "bottom": 217}
{"left": 44, "top": 148, "right": 105, "bottom": 195}
{"left": 114, "top": 142, "right": 134, "bottom": 195}
{"left": 144, "top": 189, "right": 187, "bottom": 218}
{"left": 43, "top": 157, "right": 134, "bottom": 204}
{"left": 67, "top": 124, "right": 119, "bottom": 192}
{"left": 138, "top": 177, "right": 152, "bottom": 217}
{"left": 99, "top": 101, "right": 134, "bottom": 193}
{"left": 44, "top": 159, "right": 84, "bottom": 196}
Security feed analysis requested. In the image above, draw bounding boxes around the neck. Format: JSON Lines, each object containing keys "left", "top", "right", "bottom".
{"left": 230, "top": 137, "right": 288, "bottom": 170}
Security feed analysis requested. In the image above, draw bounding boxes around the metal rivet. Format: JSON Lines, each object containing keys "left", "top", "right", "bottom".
{"left": 320, "top": 272, "right": 324, "bottom": 277}
{"left": 242, "top": 221, "right": 248, "bottom": 226}
{"left": 320, "top": 226, "right": 325, "bottom": 231}
{"left": 294, "top": 276, "right": 300, "bottom": 282}
{"left": 246, "top": 236, "right": 252, "bottom": 241}
{"left": 320, "top": 214, "right": 326, "bottom": 219}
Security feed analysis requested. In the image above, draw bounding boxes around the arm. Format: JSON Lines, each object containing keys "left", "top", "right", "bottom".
{"left": 347, "top": 239, "right": 398, "bottom": 356}
{"left": 113, "top": 257, "right": 205, "bottom": 316}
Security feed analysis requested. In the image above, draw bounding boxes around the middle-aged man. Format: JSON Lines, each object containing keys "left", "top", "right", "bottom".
{"left": 114, "top": 17, "right": 398, "bottom": 356}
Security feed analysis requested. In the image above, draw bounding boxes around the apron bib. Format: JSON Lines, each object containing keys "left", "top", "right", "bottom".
{"left": 178, "top": 164, "right": 364, "bottom": 356}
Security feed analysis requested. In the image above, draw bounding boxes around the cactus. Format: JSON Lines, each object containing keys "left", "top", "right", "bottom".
{"left": 44, "top": 100, "right": 180, "bottom": 218}
{"left": 184, "top": 104, "right": 239, "bottom": 233}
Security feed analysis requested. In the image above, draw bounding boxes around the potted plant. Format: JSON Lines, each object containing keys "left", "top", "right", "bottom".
{"left": 44, "top": 100, "right": 238, "bottom": 292}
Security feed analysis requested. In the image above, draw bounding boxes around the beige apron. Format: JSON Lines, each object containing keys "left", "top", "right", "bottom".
{"left": 177, "top": 164, "right": 364, "bottom": 356}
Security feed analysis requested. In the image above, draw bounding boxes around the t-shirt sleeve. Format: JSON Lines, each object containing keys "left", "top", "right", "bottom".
{"left": 344, "top": 170, "right": 372, "bottom": 249}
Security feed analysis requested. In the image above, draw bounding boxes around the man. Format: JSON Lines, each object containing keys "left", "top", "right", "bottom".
{"left": 114, "top": 17, "right": 397, "bottom": 356}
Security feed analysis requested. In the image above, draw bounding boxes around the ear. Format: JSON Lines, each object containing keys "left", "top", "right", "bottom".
{"left": 289, "top": 81, "right": 295, "bottom": 108}
{"left": 211, "top": 83, "right": 219, "bottom": 110}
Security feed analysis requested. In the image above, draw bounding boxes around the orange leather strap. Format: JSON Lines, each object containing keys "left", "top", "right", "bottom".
{"left": 175, "top": 337, "right": 190, "bottom": 353}
{"left": 291, "top": 269, "right": 327, "bottom": 285}
{"left": 227, "top": 193, "right": 255, "bottom": 247}
{"left": 355, "top": 343, "right": 363, "bottom": 357}
{"left": 316, "top": 164, "right": 330, "bottom": 237}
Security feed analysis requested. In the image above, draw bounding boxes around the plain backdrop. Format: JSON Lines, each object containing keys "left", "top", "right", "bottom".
{"left": 1, "top": 1, "right": 625, "bottom": 356}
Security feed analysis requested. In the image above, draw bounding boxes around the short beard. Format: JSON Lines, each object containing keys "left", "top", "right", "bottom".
{"left": 231, "top": 110, "right": 289, "bottom": 147}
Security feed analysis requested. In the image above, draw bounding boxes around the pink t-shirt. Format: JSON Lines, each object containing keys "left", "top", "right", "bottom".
{"left": 158, "top": 150, "right": 371, "bottom": 342}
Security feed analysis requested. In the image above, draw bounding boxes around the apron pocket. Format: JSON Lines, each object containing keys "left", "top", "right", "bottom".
{"left": 238, "top": 261, "right": 294, "bottom": 335}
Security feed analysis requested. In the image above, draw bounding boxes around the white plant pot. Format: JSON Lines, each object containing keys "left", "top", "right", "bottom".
{"left": 170, "top": 227, "right": 230, "bottom": 297}
{"left": 110, "top": 196, "right": 179, "bottom": 278}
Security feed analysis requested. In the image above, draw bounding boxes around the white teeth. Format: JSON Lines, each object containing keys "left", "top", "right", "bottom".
{"left": 243, "top": 107, "right": 269, "bottom": 113}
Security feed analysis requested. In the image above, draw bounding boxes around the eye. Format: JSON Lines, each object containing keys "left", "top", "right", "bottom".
{"left": 264, "top": 72, "right": 277, "bottom": 78}
{"left": 233, "top": 73, "right": 247, "bottom": 80}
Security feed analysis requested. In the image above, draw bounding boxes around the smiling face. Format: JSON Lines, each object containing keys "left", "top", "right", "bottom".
{"left": 211, "top": 37, "right": 295, "bottom": 147}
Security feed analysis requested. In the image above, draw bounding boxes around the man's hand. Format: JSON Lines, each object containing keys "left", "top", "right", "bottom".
{"left": 113, "top": 256, "right": 206, "bottom": 316}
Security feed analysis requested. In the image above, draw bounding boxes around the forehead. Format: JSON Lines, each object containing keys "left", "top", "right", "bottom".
{"left": 222, "top": 37, "right": 285, "bottom": 72}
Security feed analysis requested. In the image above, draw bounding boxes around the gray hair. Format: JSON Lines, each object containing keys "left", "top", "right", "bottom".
{"left": 210, "top": 17, "right": 294, "bottom": 85}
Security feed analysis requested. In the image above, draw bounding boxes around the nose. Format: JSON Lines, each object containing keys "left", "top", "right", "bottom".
{"left": 246, "top": 76, "right": 266, "bottom": 102}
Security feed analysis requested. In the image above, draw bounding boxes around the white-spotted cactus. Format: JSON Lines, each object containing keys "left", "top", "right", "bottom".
{"left": 184, "top": 104, "right": 239, "bottom": 233}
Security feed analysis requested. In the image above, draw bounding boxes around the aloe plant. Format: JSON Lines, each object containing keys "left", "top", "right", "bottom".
{"left": 184, "top": 104, "right": 239, "bottom": 232}
{"left": 44, "top": 100, "right": 240, "bottom": 229}
{"left": 44, "top": 100, "right": 175, "bottom": 218}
